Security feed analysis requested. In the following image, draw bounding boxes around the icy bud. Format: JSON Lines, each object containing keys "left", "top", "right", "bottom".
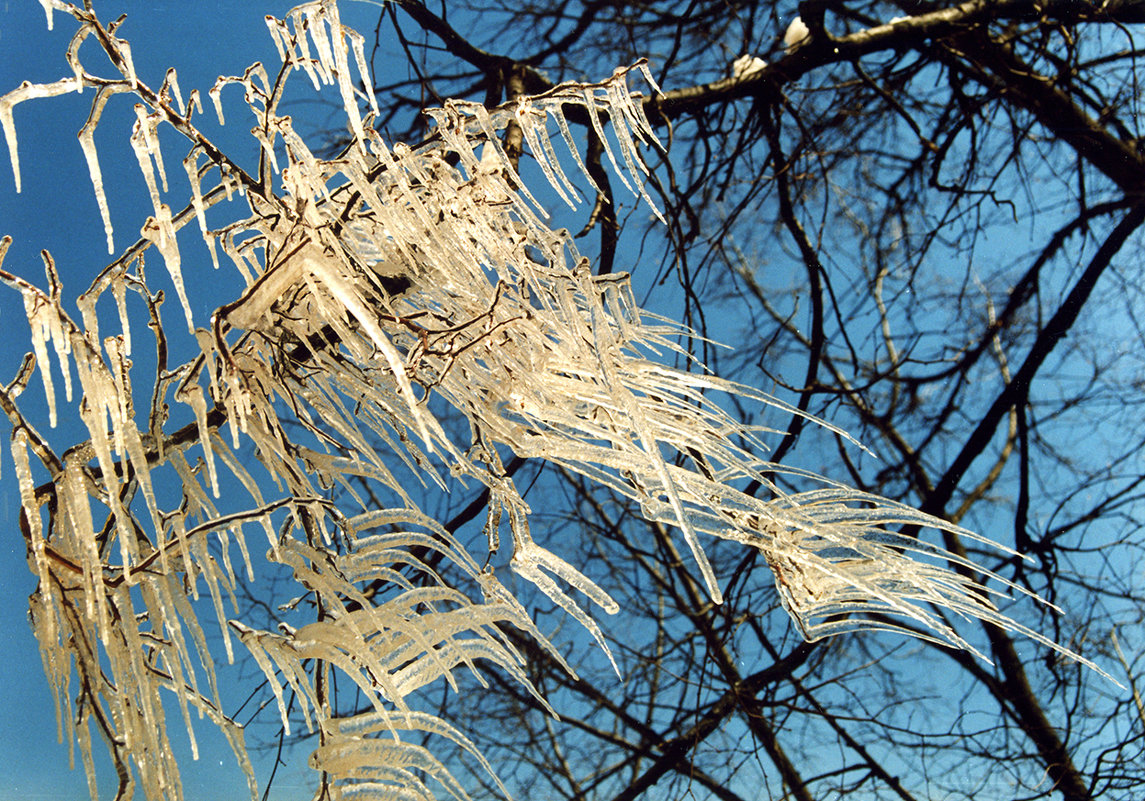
{"left": 784, "top": 16, "right": 811, "bottom": 53}
{"left": 732, "top": 54, "right": 768, "bottom": 79}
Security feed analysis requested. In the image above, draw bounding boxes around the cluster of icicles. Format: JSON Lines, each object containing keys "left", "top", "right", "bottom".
{"left": 0, "top": 2, "right": 1105, "bottom": 800}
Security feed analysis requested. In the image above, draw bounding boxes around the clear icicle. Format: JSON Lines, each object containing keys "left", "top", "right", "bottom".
{"left": 135, "top": 106, "right": 168, "bottom": 192}
{"left": 111, "top": 279, "right": 131, "bottom": 356}
{"left": 175, "top": 378, "right": 219, "bottom": 498}
{"left": 164, "top": 68, "right": 185, "bottom": 116}
{"left": 183, "top": 148, "right": 220, "bottom": 270}
{"left": 323, "top": 0, "right": 367, "bottom": 149}
{"left": 37, "top": 0, "right": 65, "bottom": 29}
{"left": 141, "top": 204, "right": 194, "bottom": 330}
{"left": 0, "top": 86, "right": 26, "bottom": 193}
{"left": 130, "top": 108, "right": 165, "bottom": 215}
{"left": 264, "top": 15, "right": 290, "bottom": 68}
{"left": 78, "top": 123, "right": 115, "bottom": 254}
{"left": 23, "top": 294, "right": 57, "bottom": 427}
{"left": 208, "top": 80, "right": 226, "bottom": 125}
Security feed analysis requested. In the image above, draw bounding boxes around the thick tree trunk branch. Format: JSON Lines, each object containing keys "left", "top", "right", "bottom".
{"left": 651, "top": 0, "right": 1145, "bottom": 198}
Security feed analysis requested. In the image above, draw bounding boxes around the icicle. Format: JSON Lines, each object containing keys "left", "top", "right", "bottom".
{"left": 224, "top": 247, "right": 305, "bottom": 332}
{"left": 187, "top": 529, "right": 237, "bottom": 664}
{"left": 242, "top": 62, "right": 272, "bottom": 114}
{"left": 552, "top": 105, "right": 598, "bottom": 194}
{"left": 143, "top": 112, "right": 167, "bottom": 192}
{"left": 182, "top": 148, "right": 219, "bottom": 270}
{"left": 59, "top": 461, "right": 110, "bottom": 629}
{"left": 604, "top": 78, "right": 663, "bottom": 222}
{"left": 74, "top": 292, "right": 101, "bottom": 363}
{"left": 23, "top": 293, "right": 57, "bottom": 427}
{"left": 230, "top": 623, "right": 293, "bottom": 733}
{"left": 78, "top": 125, "right": 115, "bottom": 254}
{"left": 33, "top": 287, "right": 75, "bottom": 397}
{"left": 37, "top": 0, "right": 61, "bottom": 30}
{"left": 305, "top": 5, "right": 337, "bottom": 83}
{"left": 287, "top": 6, "right": 327, "bottom": 89}
{"left": 302, "top": 250, "right": 436, "bottom": 448}
{"left": 64, "top": 21, "right": 95, "bottom": 87}
{"left": 111, "top": 279, "right": 131, "bottom": 356}
{"left": 163, "top": 68, "right": 185, "bottom": 116}
{"left": 264, "top": 15, "right": 290, "bottom": 68}
{"left": 348, "top": 28, "right": 378, "bottom": 118}
{"left": 516, "top": 103, "right": 577, "bottom": 208}
{"left": 216, "top": 527, "right": 238, "bottom": 590}
{"left": 130, "top": 106, "right": 165, "bottom": 211}
{"left": 175, "top": 379, "right": 220, "bottom": 498}
{"left": 104, "top": 338, "right": 167, "bottom": 563}
{"left": 103, "top": 336, "right": 130, "bottom": 429}
{"left": 208, "top": 80, "right": 227, "bottom": 126}
{"left": 580, "top": 83, "right": 635, "bottom": 200}
{"left": 469, "top": 102, "right": 542, "bottom": 211}
{"left": 11, "top": 430, "right": 47, "bottom": 585}
{"left": 113, "top": 35, "right": 138, "bottom": 86}
{"left": 150, "top": 583, "right": 202, "bottom": 761}
{"left": 2, "top": 95, "right": 22, "bottom": 193}
{"left": 187, "top": 88, "right": 203, "bottom": 119}
{"left": 324, "top": 0, "right": 367, "bottom": 153}
{"left": 76, "top": 716, "right": 97, "bottom": 801}
{"left": 252, "top": 127, "right": 280, "bottom": 175}
{"left": 141, "top": 204, "right": 193, "bottom": 331}
{"left": 511, "top": 549, "right": 620, "bottom": 676}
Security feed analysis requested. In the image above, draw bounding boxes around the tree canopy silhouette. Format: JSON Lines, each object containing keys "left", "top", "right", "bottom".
{"left": 1, "top": 2, "right": 1141, "bottom": 801}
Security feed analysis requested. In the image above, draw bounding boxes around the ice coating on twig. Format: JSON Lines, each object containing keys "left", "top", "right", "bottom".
{"left": 0, "top": 76, "right": 84, "bottom": 193}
